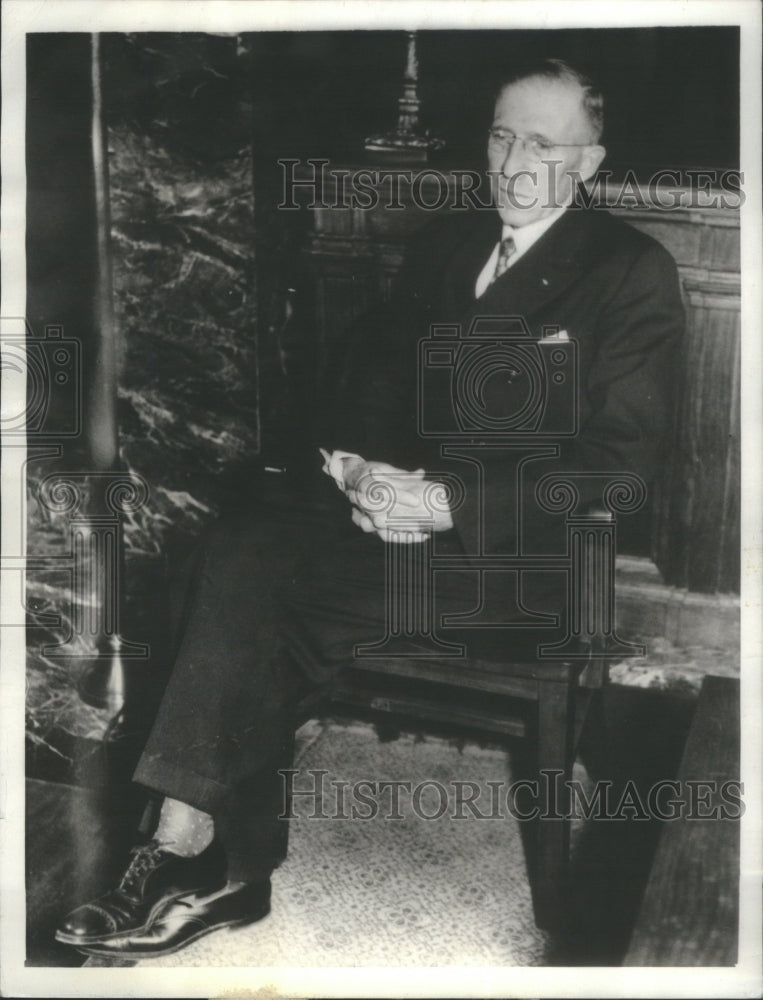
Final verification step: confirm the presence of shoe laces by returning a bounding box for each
[119,840,167,893]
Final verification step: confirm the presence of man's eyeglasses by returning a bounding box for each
[488,127,591,161]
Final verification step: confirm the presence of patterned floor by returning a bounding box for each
[134,718,554,968]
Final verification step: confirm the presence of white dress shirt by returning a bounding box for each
[474,207,567,298]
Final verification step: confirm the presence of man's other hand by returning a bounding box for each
[347,461,453,540]
[319,449,453,542]
[350,505,431,543]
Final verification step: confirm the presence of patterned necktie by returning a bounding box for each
[491,234,517,283]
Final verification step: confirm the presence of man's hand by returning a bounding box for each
[349,462,442,542]
[319,450,453,542]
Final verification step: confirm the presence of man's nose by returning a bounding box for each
[500,138,529,177]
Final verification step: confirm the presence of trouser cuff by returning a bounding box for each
[133,754,229,815]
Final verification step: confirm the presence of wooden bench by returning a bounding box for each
[624,674,740,965]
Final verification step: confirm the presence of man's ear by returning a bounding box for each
[577,144,606,182]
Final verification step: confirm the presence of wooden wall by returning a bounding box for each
[622,204,740,594]
[296,169,740,595]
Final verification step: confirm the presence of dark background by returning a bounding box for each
[247,27,740,173]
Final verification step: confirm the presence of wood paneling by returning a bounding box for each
[653,281,740,592]
[576,199,740,594]
[624,675,740,965]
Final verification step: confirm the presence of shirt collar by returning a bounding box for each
[501,206,567,256]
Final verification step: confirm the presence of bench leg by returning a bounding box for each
[534,676,574,930]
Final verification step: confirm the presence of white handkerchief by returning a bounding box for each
[319,448,362,490]
[541,329,570,342]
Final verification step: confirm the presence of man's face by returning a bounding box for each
[488,76,605,227]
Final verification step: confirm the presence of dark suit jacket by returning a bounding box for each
[326,206,684,564]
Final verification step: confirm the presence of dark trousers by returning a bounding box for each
[132,471,562,882]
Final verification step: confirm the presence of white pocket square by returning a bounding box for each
[541,329,570,342]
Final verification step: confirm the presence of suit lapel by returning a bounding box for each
[463,208,602,325]
[438,212,501,315]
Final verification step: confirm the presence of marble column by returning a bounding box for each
[105,33,260,556]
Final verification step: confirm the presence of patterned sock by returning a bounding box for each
[154,796,214,857]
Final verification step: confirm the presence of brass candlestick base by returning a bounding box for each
[364,130,445,164]
[364,31,444,163]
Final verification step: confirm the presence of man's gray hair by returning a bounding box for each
[496,58,604,142]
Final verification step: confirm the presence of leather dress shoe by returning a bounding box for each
[76,880,271,959]
[56,839,226,947]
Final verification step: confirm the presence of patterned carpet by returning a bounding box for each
[132,718,556,968]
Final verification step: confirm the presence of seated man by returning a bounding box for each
[56,58,684,958]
